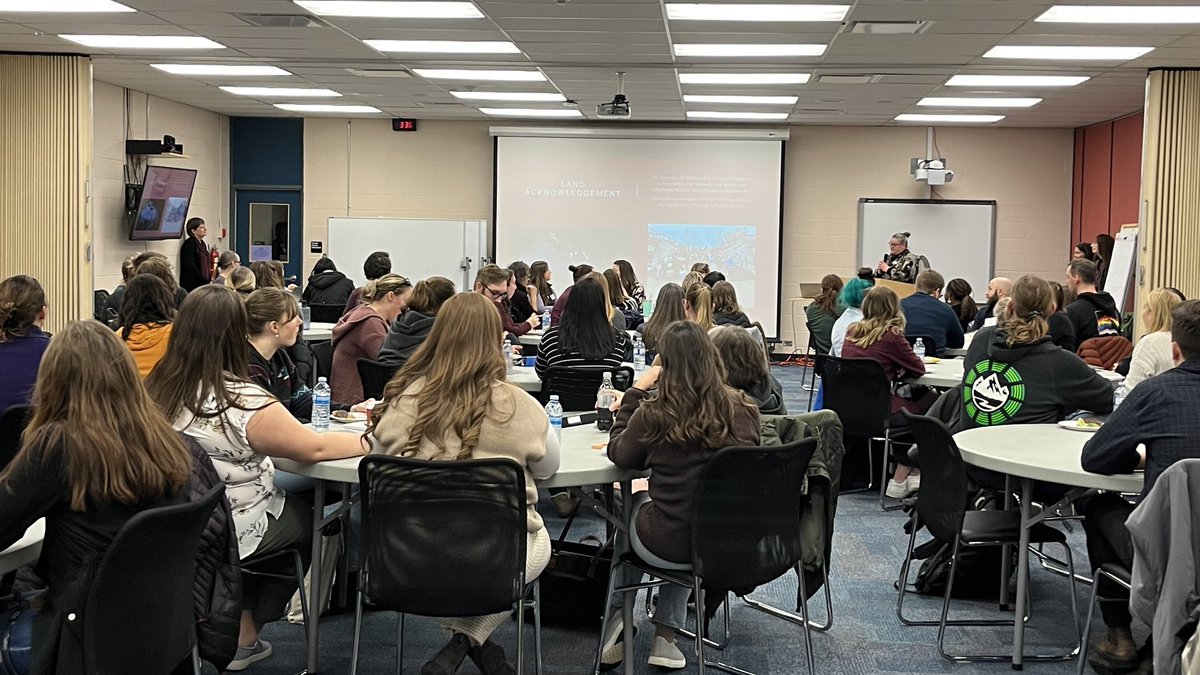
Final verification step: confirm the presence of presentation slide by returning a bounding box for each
[129,166,197,241]
[495,136,784,335]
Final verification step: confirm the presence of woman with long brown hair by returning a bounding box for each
[711,325,786,415]
[842,286,928,498]
[331,273,412,404]
[612,259,645,306]
[684,282,714,332]
[146,285,367,669]
[711,280,751,328]
[527,260,555,314]
[638,283,685,352]
[804,274,844,355]
[603,268,640,315]
[116,273,176,378]
[369,292,559,675]
[585,270,627,330]
[135,255,188,308]
[600,320,760,671]
[0,320,197,673]
[0,274,50,415]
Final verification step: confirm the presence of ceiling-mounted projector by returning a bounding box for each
[912,158,954,186]
[596,72,631,119]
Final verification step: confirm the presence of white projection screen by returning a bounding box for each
[494,134,785,335]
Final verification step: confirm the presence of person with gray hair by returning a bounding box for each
[213,250,241,286]
[874,231,921,284]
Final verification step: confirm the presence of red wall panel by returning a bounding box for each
[1079,123,1113,243]
[1109,113,1144,230]
[1072,128,1086,245]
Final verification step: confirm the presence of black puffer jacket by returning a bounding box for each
[302,261,355,308]
[182,435,242,671]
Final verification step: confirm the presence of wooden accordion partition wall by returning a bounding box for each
[0,54,93,332]
[1139,68,1200,303]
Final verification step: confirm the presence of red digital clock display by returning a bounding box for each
[392,118,418,132]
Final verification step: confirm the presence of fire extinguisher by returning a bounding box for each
[210,247,220,281]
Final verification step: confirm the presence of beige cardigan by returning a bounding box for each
[370,378,557,532]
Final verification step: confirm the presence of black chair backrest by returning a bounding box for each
[357,359,397,400]
[358,455,527,617]
[93,290,111,321]
[749,321,771,358]
[542,364,634,410]
[308,303,344,324]
[311,341,334,380]
[814,355,892,437]
[0,404,33,472]
[84,483,225,675]
[692,439,818,590]
[900,411,968,543]
[905,334,937,355]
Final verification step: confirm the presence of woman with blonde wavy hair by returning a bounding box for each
[1125,288,1185,389]
[843,286,929,498]
[368,292,560,675]
[684,282,714,332]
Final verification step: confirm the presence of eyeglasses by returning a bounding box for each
[484,286,507,299]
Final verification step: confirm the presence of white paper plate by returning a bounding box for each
[1058,420,1101,433]
[331,411,368,424]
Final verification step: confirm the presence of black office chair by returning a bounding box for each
[350,456,542,675]
[1077,563,1132,675]
[0,404,33,471]
[357,359,398,400]
[814,355,896,506]
[749,321,771,360]
[594,439,819,675]
[311,342,334,381]
[897,411,1080,663]
[905,334,937,357]
[83,484,225,675]
[308,303,345,324]
[93,290,111,322]
[541,365,634,411]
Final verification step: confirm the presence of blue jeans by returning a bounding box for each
[608,493,691,632]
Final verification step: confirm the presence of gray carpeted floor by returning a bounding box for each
[242,364,1136,674]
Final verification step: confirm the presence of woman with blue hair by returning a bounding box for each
[830,277,874,357]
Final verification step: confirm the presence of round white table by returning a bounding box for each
[517,330,544,348]
[0,519,45,575]
[276,423,645,673]
[915,358,964,388]
[943,331,976,358]
[508,364,641,394]
[953,424,1143,669]
[303,321,336,342]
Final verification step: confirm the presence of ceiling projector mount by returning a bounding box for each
[596,71,631,119]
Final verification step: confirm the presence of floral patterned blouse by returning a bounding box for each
[173,380,284,559]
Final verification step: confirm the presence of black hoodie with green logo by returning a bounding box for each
[961,326,1115,429]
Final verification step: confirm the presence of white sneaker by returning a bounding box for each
[906,473,921,492]
[885,479,912,499]
[599,615,624,669]
[647,635,686,670]
[226,639,272,671]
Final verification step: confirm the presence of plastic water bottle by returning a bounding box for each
[312,377,331,431]
[595,373,616,432]
[633,336,646,372]
[301,304,311,330]
[913,339,926,361]
[503,338,514,374]
[545,395,563,442]
[642,299,653,317]
[542,309,551,330]
[1113,383,1127,411]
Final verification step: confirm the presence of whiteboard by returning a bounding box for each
[327,218,487,291]
[858,199,996,302]
[1105,228,1138,313]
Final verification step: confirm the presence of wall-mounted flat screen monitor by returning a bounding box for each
[128,165,198,241]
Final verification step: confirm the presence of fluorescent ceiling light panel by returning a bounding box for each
[414,68,544,81]
[1037,5,1200,24]
[221,86,341,97]
[275,103,381,113]
[895,113,1004,123]
[687,111,789,120]
[450,91,565,102]
[293,1,483,18]
[679,72,810,84]
[153,64,291,76]
[479,108,583,117]
[683,94,798,105]
[365,39,518,54]
[918,97,1041,108]
[984,45,1153,61]
[60,34,224,49]
[674,43,826,57]
[0,0,133,11]
[666,3,849,21]
[946,74,1089,87]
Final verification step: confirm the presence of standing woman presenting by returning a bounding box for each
[874,231,920,284]
[179,217,212,292]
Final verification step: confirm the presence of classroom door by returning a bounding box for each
[234,189,303,284]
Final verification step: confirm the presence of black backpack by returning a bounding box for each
[904,493,1016,599]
